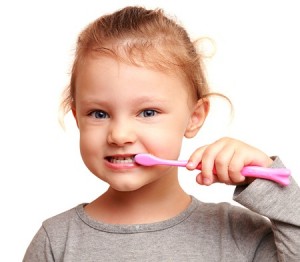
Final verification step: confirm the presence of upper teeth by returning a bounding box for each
[109,156,134,163]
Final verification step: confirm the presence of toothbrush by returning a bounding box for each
[134,153,290,186]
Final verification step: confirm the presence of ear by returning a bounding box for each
[184,98,210,138]
[72,108,79,127]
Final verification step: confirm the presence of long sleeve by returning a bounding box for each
[23,226,54,262]
[234,157,300,261]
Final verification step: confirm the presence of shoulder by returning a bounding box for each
[24,204,86,261]
[43,204,82,224]
[192,197,271,231]
[42,204,86,239]
[190,197,272,253]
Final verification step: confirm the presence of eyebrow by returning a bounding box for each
[131,95,168,104]
[80,95,168,105]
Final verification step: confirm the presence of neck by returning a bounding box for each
[85,174,191,224]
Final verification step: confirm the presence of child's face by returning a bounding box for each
[73,56,205,192]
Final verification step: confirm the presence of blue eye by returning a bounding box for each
[140,109,157,118]
[90,110,109,119]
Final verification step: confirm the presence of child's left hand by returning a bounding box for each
[186,137,274,186]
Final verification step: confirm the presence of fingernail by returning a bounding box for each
[186,162,195,168]
[203,178,211,185]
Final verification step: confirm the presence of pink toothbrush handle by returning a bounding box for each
[164,160,290,186]
[240,166,290,186]
[195,164,290,186]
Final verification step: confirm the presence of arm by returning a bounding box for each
[234,157,300,261]
[187,137,300,260]
[23,226,54,262]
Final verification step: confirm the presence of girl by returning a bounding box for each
[24,6,300,261]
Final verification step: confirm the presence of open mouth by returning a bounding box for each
[105,155,136,164]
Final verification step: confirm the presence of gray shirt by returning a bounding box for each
[23,158,300,261]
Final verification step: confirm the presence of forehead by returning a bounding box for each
[76,55,188,93]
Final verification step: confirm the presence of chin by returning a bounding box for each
[109,181,147,193]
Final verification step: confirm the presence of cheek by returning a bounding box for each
[79,128,104,157]
[78,129,106,177]
[151,139,183,160]
[141,121,187,160]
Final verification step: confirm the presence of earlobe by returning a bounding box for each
[185,98,210,138]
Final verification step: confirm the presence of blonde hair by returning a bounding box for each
[61,6,211,116]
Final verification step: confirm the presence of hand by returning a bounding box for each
[186,137,273,186]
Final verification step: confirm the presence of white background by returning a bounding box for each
[1,1,299,260]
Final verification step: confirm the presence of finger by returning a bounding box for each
[213,144,235,184]
[200,142,226,185]
[227,152,247,184]
[196,173,219,185]
[186,145,208,170]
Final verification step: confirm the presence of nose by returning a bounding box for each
[107,119,137,146]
